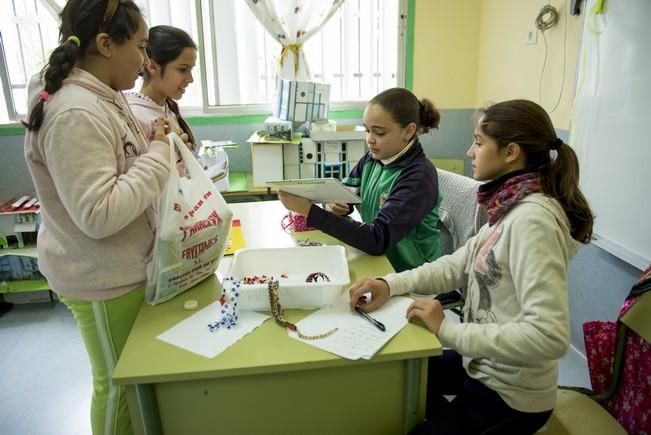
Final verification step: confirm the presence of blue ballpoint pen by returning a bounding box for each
[354,305,386,332]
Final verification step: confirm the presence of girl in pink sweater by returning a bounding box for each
[23,1,175,434]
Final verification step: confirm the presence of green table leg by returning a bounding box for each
[403,358,428,434]
[126,384,163,435]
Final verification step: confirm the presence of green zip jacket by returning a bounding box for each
[307,140,440,272]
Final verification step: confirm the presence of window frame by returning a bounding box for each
[0,0,413,125]
[0,31,18,122]
[193,0,409,116]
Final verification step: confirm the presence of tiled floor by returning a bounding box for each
[0,302,591,435]
[0,302,91,435]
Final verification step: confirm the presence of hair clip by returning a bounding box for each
[66,35,80,47]
[38,91,50,102]
[550,138,563,150]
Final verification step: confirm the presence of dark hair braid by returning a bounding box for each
[23,0,142,131]
[23,39,80,131]
[166,98,196,149]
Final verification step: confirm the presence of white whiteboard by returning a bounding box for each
[570,0,650,270]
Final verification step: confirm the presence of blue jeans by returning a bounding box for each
[409,350,552,435]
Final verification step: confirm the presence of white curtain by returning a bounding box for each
[245,0,346,80]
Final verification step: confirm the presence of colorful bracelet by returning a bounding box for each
[207,277,240,332]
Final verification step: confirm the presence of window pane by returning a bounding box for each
[0,69,9,123]
[0,0,61,119]
[303,0,399,102]
[202,0,279,106]
[1,0,402,118]
[202,0,400,108]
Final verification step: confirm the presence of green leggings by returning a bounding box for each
[60,284,145,435]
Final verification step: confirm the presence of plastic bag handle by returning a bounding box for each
[167,132,207,179]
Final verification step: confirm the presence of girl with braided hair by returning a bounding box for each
[126,25,197,153]
[23,1,185,433]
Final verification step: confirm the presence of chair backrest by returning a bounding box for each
[436,168,487,256]
[620,287,651,343]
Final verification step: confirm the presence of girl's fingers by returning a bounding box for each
[349,281,370,310]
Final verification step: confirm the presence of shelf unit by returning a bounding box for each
[0,245,52,300]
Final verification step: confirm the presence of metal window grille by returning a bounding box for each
[0,0,405,122]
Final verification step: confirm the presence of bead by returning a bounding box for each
[183,299,199,311]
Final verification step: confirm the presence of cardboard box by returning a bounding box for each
[273,80,330,123]
[227,246,350,310]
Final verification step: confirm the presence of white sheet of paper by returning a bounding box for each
[289,295,413,360]
[157,301,270,358]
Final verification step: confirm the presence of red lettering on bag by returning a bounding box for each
[181,236,219,260]
[184,198,207,220]
[179,210,224,241]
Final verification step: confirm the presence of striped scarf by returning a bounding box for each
[477,171,541,225]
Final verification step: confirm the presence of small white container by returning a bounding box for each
[226,246,350,311]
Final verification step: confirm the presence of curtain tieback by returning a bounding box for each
[279,43,302,76]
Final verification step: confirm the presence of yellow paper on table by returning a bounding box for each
[224,219,245,255]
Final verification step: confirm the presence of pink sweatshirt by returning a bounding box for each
[125,91,181,140]
[24,68,171,301]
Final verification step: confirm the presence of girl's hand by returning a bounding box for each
[326,202,350,216]
[406,298,445,335]
[277,191,312,216]
[151,117,171,143]
[348,278,390,312]
[178,132,194,153]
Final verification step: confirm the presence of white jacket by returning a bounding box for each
[384,193,579,412]
[24,68,170,300]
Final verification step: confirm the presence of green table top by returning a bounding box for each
[113,201,441,385]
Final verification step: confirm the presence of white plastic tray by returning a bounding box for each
[226,246,350,310]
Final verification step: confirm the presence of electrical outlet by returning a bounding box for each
[525,28,538,45]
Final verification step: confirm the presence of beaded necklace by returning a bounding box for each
[267,279,338,340]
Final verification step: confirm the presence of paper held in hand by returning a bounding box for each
[266,178,361,204]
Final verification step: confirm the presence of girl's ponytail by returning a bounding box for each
[418,98,441,134]
[539,141,594,243]
[369,88,440,136]
[22,0,142,132]
[478,99,594,243]
[23,38,80,131]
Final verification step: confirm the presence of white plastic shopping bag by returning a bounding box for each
[146,133,233,305]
